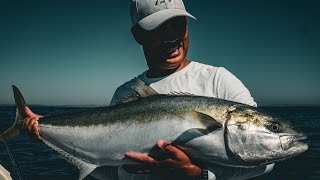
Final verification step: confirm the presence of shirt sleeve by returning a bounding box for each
[213,67,257,107]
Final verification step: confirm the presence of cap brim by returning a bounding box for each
[138,9,196,31]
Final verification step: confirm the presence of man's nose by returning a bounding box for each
[161,25,183,43]
[162,38,181,49]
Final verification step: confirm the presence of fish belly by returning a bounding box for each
[39,116,204,166]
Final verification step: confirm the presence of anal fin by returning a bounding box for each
[41,137,98,180]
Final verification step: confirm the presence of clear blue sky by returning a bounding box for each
[0,0,319,106]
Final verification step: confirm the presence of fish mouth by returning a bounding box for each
[295,135,308,142]
[280,134,308,151]
[258,135,308,166]
[255,135,308,165]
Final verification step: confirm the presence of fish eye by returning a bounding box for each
[272,124,279,131]
[266,122,282,133]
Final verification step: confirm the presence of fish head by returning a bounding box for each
[225,106,308,166]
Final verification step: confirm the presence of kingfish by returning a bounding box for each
[0,80,308,179]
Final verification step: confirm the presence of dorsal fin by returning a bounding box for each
[117,93,140,104]
[131,79,158,97]
[168,91,195,96]
[116,79,158,105]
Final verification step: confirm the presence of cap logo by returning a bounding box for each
[130,0,195,30]
[155,0,172,6]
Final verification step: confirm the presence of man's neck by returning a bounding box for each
[146,59,190,78]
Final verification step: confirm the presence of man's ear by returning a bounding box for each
[131,25,144,45]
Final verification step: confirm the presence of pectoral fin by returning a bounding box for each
[172,112,222,145]
[192,111,223,131]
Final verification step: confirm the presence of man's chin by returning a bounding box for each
[159,61,184,71]
[162,55,184,66]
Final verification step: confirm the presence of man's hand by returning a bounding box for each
[123,140,202,177]
[22,106,44,140]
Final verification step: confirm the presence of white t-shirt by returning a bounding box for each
[111,61,256,107]
[102,61,273,180]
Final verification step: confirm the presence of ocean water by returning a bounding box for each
[0,105,319,180]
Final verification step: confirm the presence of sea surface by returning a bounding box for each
[0,105,319,180]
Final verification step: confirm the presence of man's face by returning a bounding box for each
[138,17,189,72]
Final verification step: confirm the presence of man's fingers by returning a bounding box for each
[22,118,28,130]
[22,117,32,130]
[22,117,41,140]
[156,140,171,151]
[22,117,27,129]
[158,158,176,167]
[31,121,41,140]
[163,144,188,160]
[175,144,189,151]
[26,117,38,132]
[23,117,38,130]
[20,107,43,141]
[125,153,158,165]
[26,118,34,132]
[156,140,187,160]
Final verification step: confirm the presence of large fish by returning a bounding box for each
[0,81,308,179]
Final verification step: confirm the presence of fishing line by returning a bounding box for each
[2,135,23,180]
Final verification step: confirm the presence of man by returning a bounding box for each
[23,0,274,179]
[109,0,275,179]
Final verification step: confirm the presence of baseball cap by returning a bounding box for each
[130,0,196,30]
